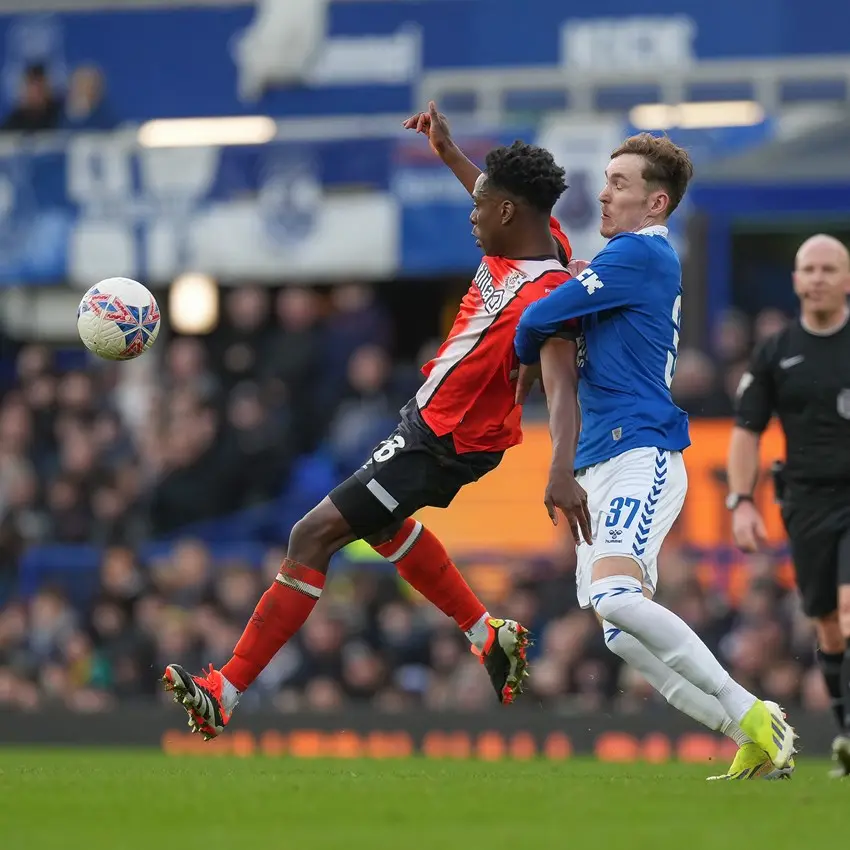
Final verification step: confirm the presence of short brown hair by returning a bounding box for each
[610,133,694,216]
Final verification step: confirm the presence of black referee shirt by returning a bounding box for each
[735,317,850,485]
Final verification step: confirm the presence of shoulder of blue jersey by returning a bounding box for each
[605,231,655,251]
[602,230,680,279]
[593,231,651,262]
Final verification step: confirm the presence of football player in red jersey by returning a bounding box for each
[162,124,590,741]
[403,101,592,536]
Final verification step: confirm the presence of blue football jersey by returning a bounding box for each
[515,225,690,470]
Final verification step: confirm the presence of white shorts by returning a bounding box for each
[575,446,687,608]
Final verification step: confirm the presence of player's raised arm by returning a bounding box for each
[514,235,648,365]
[539,336,591,544]
[402,100,482,196]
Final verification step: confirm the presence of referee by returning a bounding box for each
[727,233,850,777]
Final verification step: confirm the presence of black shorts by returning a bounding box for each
[329,400,504,539]
[781,484,850,618]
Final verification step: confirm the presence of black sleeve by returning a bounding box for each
[734,336,778,433]
[552,318,581,342]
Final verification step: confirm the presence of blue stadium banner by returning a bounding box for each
[0,141,72,285]
[0,2,848,123]
[0,135,399,286]
[0,119,782,285]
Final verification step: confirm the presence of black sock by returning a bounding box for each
[818,648,847,731]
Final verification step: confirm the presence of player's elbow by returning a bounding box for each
[515,309,548,362]
[730,425,761,449]
[514,321,538,365]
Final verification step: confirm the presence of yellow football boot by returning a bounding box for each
[706,742,794,781]
[738,699,796,769]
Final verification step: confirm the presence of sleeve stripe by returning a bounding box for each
[416,309,501,411]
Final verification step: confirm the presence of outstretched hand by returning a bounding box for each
[402,100,454,159]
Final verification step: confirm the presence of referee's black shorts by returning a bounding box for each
[781,483,850,618]
[329,400,504,539]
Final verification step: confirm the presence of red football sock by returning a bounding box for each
[221,559,325,693]
[373,518,486,632]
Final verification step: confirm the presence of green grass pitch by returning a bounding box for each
[0,751,843,849]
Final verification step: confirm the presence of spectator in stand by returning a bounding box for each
[322,284,393,406]
[221,381,292,507]
[325,344,400,475]
[713,308,751,366]
[162,337,220,406]
[1,64,62,132]
[207,287,271,394]
[753,307,788,345]
[148,402,229,535]
[670,348,733,417]
[262,287,327,454]
[62,65,117,131]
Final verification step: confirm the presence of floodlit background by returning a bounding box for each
[0,0,848,729]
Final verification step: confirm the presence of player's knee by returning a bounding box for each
[814,611,845,653]
[363,520,404,549]
[287,513,330,565]
[288,498,354,565]
[589,575,644,624]
[590,555,644,586]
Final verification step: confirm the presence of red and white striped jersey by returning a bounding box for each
[417,220,575,454]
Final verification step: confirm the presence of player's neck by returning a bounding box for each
[635,215,667,233]
[801,304,850,335]
[497,224,558,260]
[506,235,558,260]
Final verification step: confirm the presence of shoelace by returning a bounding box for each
[189,665,222,718]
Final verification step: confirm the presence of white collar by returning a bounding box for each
[635,225,669,237]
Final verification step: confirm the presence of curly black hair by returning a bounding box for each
[484,141,567,214]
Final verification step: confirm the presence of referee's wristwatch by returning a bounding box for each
[725,493,754,511]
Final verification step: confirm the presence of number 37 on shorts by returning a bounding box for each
[574,447,688,607]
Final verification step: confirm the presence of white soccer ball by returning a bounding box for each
[77,277,161,361]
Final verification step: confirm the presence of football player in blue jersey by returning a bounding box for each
[514,133,797,780]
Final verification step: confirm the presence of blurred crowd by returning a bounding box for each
[0,288,825,716]
[0,284,423,550]
[0,538,827,716]
[670,306,789,418]
[1,62,116,132]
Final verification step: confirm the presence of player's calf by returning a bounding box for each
[369,517,489,644]
[368,517,532,704]
[161,499,358,738]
